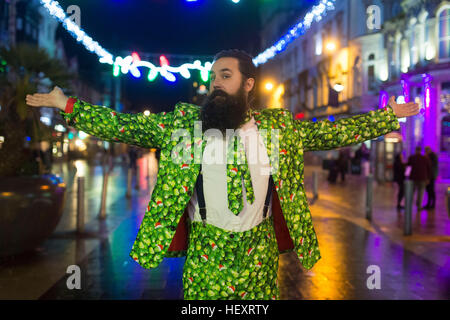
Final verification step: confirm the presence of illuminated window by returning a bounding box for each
[438,7,450,60]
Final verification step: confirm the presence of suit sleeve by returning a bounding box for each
[294,105,400,152]
[59,97,174,150]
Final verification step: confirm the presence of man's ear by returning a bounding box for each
[244,78,255,94]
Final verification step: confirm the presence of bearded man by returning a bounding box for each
[26,49,419,300]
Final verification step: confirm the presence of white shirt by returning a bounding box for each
[187,117,273,232]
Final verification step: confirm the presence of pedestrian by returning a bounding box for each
[26,49,420,300]
[424,146,438,209]
[336,149,349,182]
[393,153,406,209]
[407,146,432,209]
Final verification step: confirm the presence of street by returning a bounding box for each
[1,154,448,300]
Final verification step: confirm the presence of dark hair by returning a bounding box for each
[213,49,257,106]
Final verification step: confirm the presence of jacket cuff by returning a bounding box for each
[65,97,77,113]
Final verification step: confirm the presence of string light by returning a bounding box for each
[41,0,335,84]
[39,0,114,65]
[113,53,212,83]
[253,0,336,67]
[40,0,213,83]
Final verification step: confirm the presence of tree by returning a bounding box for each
[0,44,73,176]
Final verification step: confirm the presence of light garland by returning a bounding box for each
[40,0,336,84]
[113,53,212,83]
[39,0,114,65]
[253,0,336,67]
[39,0,212,83]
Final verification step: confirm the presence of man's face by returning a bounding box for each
[209,57,249,97]
[200,57,255,134]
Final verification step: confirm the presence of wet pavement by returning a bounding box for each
[1,155,449,300]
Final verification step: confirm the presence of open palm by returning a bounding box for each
[388,96,419,118]
[26,86,68,111]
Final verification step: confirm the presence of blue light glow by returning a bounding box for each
[253,0,336,66]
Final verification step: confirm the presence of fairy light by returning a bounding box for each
[39,0,114,65]
[253,0,336,66]
[39,0,213,83]
[41,0,335,82]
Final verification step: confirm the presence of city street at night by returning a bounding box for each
[1,0,450,305]
[1,155,448,300]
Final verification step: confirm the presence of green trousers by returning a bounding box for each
[182,215,280,300]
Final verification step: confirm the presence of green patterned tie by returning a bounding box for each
[226,109,255,215]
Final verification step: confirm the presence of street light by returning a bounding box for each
[333,83,344,92]
[325,40,337,53]
[264,81,274,92]
[143,110,151,116]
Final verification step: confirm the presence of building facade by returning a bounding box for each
[258,0,450,180]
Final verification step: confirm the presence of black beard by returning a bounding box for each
[200,86,248,135]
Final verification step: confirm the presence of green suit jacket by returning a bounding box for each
[61,98,400,270]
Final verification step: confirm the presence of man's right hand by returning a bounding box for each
[26,86,69,111]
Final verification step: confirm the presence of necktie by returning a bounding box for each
[226,109,255,215]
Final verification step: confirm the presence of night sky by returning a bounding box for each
[56,0,265,113]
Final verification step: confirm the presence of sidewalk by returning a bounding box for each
[273,165,450,300]
[0,152,160,299]
[302,165,450,269]
[1,159,449,299]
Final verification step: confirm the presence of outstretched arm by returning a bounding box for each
[295,96,419,152]
[26,87,174,150]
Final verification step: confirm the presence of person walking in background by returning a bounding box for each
[336,149,349,182]
[408,146,432,210]
[393,153,406,210]
[352,143,370,176]
[424,146,438,209]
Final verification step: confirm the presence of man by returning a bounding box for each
[424,146,438,209]
[26,49,419,300]
[408,146,432,209]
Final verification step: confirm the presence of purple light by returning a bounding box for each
[379,91,389,108]
[401,78,410,103]
[422,74,432,109]
[425,87,431,108]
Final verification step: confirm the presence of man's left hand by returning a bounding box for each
[388,96,420,118]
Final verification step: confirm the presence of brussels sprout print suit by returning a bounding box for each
[60,97,401,300]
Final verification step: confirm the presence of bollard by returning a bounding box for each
[366,174,373,221]
[447,187,450,215]
[404,180,413,236]
[312,171,319,203]
[126,168,132,198]
[135,164,140,190]
[76,176,85,233]
[98,166,109,220]
[147,153,150,181]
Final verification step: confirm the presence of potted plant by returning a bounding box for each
[0,44,72,257]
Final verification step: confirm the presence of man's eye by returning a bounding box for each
[223,75,230,79]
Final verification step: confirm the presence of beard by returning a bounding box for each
[200,85,248,134]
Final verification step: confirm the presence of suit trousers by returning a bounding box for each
[182,215,280,300]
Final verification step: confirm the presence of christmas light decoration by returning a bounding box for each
[113,53,212,83]
[253,0,336,66]
[40,0,213,84]
[40,0,335,84]
[39,0,114,65]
